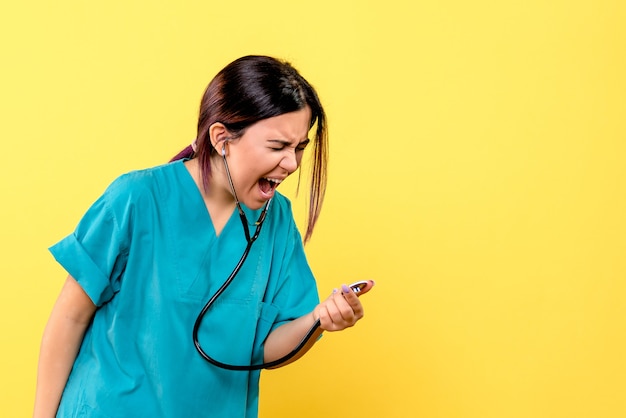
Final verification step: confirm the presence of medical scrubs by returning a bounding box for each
[49,160,319,418]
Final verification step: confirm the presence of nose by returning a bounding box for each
[280,150,299,174]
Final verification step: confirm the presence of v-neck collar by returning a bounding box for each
[175,159,265,240]
[174,159,237,239]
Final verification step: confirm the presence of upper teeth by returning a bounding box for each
[266,178,282,184]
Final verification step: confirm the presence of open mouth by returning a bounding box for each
[258,177,282,197]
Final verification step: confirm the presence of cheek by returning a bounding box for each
[238,150,274,178]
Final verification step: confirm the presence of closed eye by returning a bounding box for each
[296,139,310,151]
[268,138,310,151]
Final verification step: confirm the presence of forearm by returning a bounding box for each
[263,284,368,369]
[263,312,323,368]
[34,315,88,417]
[34,276,95,418]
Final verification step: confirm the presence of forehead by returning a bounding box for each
[247,107,312,141]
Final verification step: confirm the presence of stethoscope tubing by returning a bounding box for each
[191,147,372,371]
[192,147,318,370]
[191,210,325,371]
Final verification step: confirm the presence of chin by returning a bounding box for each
[243,199,268,211]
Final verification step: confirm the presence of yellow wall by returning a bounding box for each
[2,0,625,417]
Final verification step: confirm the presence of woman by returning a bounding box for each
[34,55,369,417]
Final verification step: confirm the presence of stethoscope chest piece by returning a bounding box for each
[349,280,375,296]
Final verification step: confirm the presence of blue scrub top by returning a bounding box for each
[49,160,319,418]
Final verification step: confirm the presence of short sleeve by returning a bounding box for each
[49,180,130,306]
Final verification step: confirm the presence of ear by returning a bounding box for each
[208,123,229,154]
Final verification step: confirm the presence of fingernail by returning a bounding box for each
[332,288,338,294]
[341,284,351,294]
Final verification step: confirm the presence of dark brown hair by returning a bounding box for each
[172,55,328,242]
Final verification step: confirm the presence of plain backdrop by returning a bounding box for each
[1,0,625,417]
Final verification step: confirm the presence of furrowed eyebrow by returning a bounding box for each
[268,138,310,147]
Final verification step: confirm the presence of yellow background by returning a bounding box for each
[2,0,625,417]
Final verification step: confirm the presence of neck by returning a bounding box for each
[184,157,236,214]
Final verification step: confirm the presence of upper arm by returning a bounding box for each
[53,275,97,325]
[49,176,135,306]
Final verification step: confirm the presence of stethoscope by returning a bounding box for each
[192,144,373,371]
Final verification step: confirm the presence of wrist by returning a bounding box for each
[310,309,319,324]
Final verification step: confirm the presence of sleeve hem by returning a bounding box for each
[49,234,115,306]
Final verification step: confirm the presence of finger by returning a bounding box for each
[318,286,365,331]
[316,295,348,331]
[317,303,343,331]
[325,289,360,327]
[340,285,364,318]
[316,291,340,327]
[327,291,352,324]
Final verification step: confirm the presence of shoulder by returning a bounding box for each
[100,161,182,213]
[267,192,294,220]
[107,162,176,192]
[105,161,180,198]
[264,191,307,244]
